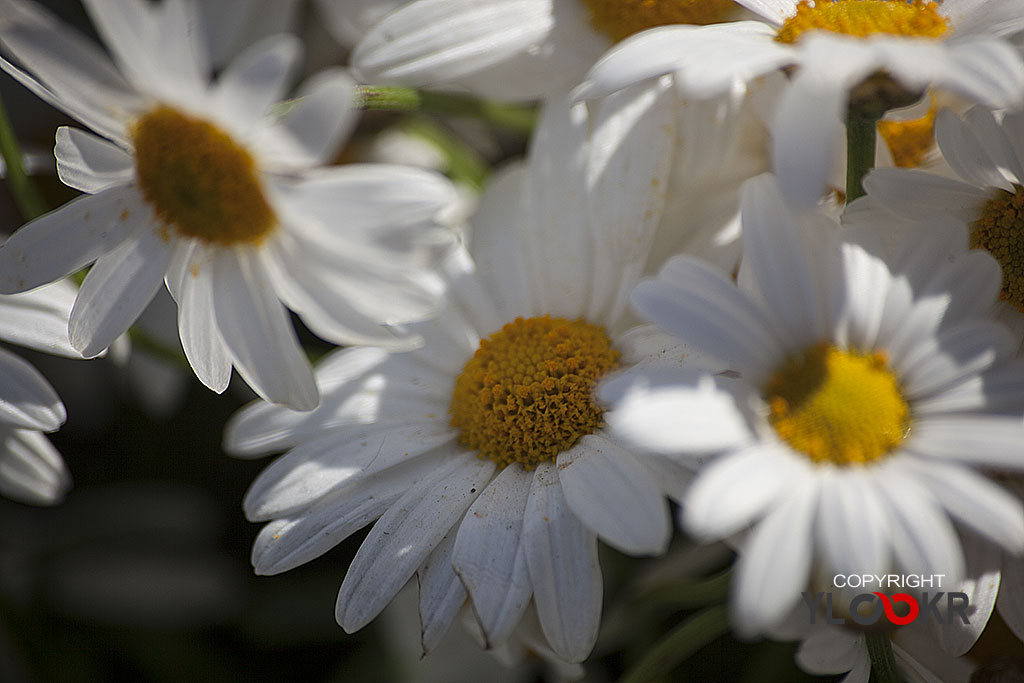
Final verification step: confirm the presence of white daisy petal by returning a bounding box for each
[54,126,133,194]
[250,455,443,576]
[163,236,194,303]
[273,165,457,265]
[883,251,1002,369]
[0,346,64,431]
[351,0,553,88]
[642,455,694,503]
[733,479,818,637]
[585,77,675,324]
[575,22,790,101]
[0,185,147,294]
[79,0,166,93]
[816,468,890,578]
[874,466,965,581]
[937,38,1024,111]
[225,349,450,457]
[417,530,466,656]
[632,256,784,374]
[258,68,355,170]
[862,169,990,223]
[522,93,591,319]
[152,0,209,96]
[172,245,232,394]
[772,38,878,206]
[0,281,78,357]
[886,218,969,293]
[468,163,532,323]
[899,319,1016,401]
[683,445,805,541]
[243,422,455,521]
[212,33,301,135]
[796,627,864,675]
[0,427,70,505]
[740,174,824,344]
[452,463,533,648]
[557,434,670,556]
[601,366,755,455]
[997,553,1024,642]
[946,0,1024,36]
[934,533,1001,656]
[913,360,1024,416]
[935,107,1015,191]
[839,235,893,351]
[202,0,302,67]
[259,233,427,349]
[615,323,712,369]
[922,250,1002,329]
[0,0,143,142]
[962,105,1024,183]
[907,415,1024,471]
[70,226,174,358]
[1003,110,1024,176]
[733,0,791,24]
[314,0,400,47]
[210,248,318,411]
[898,458,1024,553]
[336,454,494,633]
[523,462,602,663]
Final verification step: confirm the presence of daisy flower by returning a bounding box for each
[346,0,749,100]
[0,281,79,505]
[0,0,459,410]
[780,617,976,683]
[601,173,1024,635]
[574,0,1024,205]
[223,95,700,663]
[864,105,1024,343]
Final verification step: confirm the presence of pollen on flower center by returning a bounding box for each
[581,0,738,42]
[775,1,950,44]
[450,315,619,469]
[765,343,909,465]
[877,94,937,168]
[131,105,275,246]
[971,184,1024,311]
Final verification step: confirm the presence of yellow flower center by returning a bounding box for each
[131,105,275,246]
[877,95,937,168]
[581,0,739,42]
[450,315,619,469]
[971,184,1024,312]
[775,1,950,44]
[765,343,909,465]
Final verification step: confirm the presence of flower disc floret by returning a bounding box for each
[582,0,738,42]
[132,106,275,246]
[775,0,950,44]
[765,343,909,465]
[450,315,619,469]
[971,184,1024,311]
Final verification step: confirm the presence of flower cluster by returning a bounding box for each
[1,0,1023,681]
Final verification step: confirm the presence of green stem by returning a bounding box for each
[358,86,536,133]
[865,632,901,683]
[401,117,489,189]
[639,569,733,611]
[0,91,49,221]
[845,113,879,204]
[618,604,731,683]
